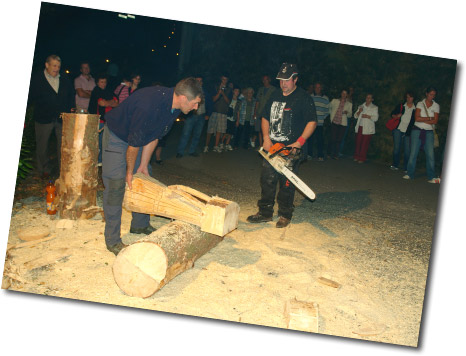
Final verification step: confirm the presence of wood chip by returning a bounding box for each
[317,277,341,288]
[7,235,55,251]
[17,226,50,242]
[56,219,75,229]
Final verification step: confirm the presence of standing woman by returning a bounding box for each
[353,93,379,163]
[390,92,416,171]
[404,87,440,183]
[329,89,352,159]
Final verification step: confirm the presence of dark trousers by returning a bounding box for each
[234,124,252,148]
[35,120,62,175]
[257,157,301,220]
[329,123,346,158]
[353,126,372,162]
[102,127,152,247]
[307,125,324,158]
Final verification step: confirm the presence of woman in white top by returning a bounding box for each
[404,87,440,183]
[329,89,352,159]
[390,92,416,171]
[353,93,379,163]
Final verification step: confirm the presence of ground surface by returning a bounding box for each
[3,123,440,347]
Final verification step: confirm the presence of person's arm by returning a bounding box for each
[125,146,140,189]
[415,107,439,125]
[262,118,272,151]
[137,139,159,175]
[287,121,317,150]
[76,87,92,99]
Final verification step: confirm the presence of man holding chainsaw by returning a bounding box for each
[247,63,317,228]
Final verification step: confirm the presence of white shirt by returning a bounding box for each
[398,103,416,133]
[415,99,440,131]
[354,102,379,135]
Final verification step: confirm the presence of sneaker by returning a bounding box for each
[390,165,399,171]
[106,242,127,256]
[250,141,256,148]
[247,212,273,223]
[402,175,411,180]
[203,146,209,153]
[129,225,157,235]
[225,144,233,151]
[97,162,102,167]
[427,178,441,184]
[213,146,222,153]
[219,143,224,150]
[276,216,291,228]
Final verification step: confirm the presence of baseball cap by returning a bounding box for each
[276,63,299,80]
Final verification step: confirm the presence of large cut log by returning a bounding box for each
[113,220,222,298]
[56,113,101,219]
[123,173,239,236]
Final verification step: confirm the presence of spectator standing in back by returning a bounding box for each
[353,93,378,163]
[329,89,352,160]
[74,61,95,112]
[235,88,256,149]
[253,75,277,148]
[309,82,329,161]
[28,54,75,178]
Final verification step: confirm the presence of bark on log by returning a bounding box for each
[123,173,240,236]
[113,220,223,298]
[56,113,100,219]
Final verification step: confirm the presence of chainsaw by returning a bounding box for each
[259,143,316,200]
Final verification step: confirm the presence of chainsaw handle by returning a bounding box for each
[269,145,301,159]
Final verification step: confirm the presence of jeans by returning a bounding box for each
[392,129,411,170]
[307,125,324,158]
[102,127,153,246]
[98,122,104,163]
[406,128,435,180]
[257,157,301,220]
[177,114,205,155]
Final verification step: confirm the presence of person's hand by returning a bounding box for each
[126,172,133,190]
[136,165,149,176]
[263,136,272,151]
[235,121,239,127]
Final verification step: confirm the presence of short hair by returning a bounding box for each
[46,55,61,63]
[80,61,90,68]
[96,73,108,82]
[405,91,415,99]
[245,87,254,95]
[426,86,438,94]
[175,77,203,101]
[130,73,141,80]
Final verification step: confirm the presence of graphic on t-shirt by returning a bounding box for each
[270,101,291,141]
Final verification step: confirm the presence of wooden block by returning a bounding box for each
[284,299,319,333]
[317,277,341,289]
[17,226,50,242]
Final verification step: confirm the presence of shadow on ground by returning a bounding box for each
[293,190,372,237]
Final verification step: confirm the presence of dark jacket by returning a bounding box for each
[391,102,416,136]
[28,70,75,124]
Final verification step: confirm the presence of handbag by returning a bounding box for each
[422,101,440,148]
[386,104,402,131]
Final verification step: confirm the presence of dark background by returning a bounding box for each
[29,2,457,164]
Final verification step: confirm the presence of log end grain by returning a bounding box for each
[112,241,168,298]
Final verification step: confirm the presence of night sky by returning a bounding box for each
[32,2,181,85]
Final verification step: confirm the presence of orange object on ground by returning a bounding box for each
[46,181,57,215]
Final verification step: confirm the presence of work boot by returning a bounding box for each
[130,225,157,235]
[276,216,291,228]
[247,212,272,223]
[106,242,127,256]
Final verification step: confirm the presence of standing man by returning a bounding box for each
[28,54,75,179]
[204,75,231,153]
[253,75,277,148]
[74,61,96,112]
[102,78,202,255]
[309,82,329,161]
[247,63,317,228]
[176,76,212,157]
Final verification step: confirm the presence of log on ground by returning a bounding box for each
[112,220,223,298]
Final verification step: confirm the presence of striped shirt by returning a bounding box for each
[311,94,329,126]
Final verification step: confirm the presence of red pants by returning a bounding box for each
[353,126,372,162]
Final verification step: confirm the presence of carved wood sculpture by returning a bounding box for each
[123,173,240,237]
[112,220,223,298]
[56,113,101,219]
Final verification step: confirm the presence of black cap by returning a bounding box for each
[276,63,299,80]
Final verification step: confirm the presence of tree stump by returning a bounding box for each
[112,220,223,298]
[56,113,101,219]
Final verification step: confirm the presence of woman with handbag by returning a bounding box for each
[390,92,416,171]
[353,93,379,163]
[403,87,441,183]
